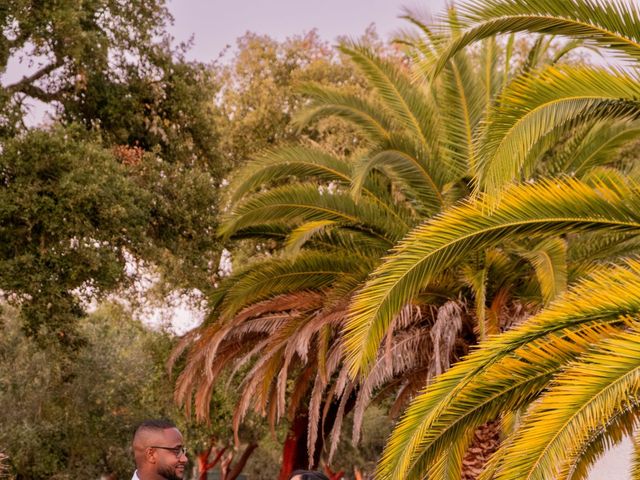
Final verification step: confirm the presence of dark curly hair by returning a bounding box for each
[288,470,330,480]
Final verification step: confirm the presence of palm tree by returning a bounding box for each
[339,1,640,478]
[172,8,601,477]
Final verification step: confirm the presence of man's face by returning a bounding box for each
[152,428,187,480]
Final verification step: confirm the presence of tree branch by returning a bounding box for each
[6,60,64,100]
[227,443,258,480]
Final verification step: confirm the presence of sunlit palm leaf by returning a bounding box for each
[490,327,640,480]
[345,177,640,376]
[517,237,567,305]
[377,260,640,479]
[555,403,637,480]
[430,0,640,78]
[476,66,640,195]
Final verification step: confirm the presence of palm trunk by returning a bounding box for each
[461,420,501,480]
[278,411,310,480]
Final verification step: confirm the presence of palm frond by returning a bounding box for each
[345,176,640,376]
[476,66,640,194]
[437,46,485,177]
[560,405,638,480]
[293,82,397,143]
[517,237,567,305]
[220,182,406,242]
[220,250,373,320]
[555,119,640,177]
[340,43,442,160]
[490,327,640,480]
[376,259,640,480]
[431,0,640,78]
[351,139,447,215]
[226,146,353,205]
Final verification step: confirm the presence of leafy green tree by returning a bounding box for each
[0,125,220,344]
[0,302,233,479]
[1,1,169,133]
[1,1,224,339]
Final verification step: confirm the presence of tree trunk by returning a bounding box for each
[226,443,258,480]
[461,420,501,480]
[278,411,310,480]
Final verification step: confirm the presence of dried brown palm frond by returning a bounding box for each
[0,453,8,480]
[172,291,326,421]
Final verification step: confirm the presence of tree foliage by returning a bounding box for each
[0,125,220,343]
[0,303,232,479]
[363,1,640,478]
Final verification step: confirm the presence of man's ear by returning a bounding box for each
[145,447,157,464]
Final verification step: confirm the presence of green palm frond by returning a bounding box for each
[476,65,640,194]
[220,182,406,243]
[293,82,397,143]
[461,259,491,340]
[284,220,337,254]
[480,36,501,110]
[517,237,567,305]
[219,250,373,320]
[430,0,640,78]
[437,46,485,177]
[553,119,640,177]
[226,146,353,204]
[345,176,640,376]
[490,327,640,480]
[351,138,447,215]
[287,223,393,258]
[340,44,442,160]
[428,429,475,480]
[376,259,640,480]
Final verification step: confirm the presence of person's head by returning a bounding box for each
[288,470,330,480]
[132,419,187,480]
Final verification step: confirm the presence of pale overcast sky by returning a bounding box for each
[167,0,447,61]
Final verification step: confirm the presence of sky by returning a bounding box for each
[167,0,447,62]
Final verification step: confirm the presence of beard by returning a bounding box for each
[157,464,185,480]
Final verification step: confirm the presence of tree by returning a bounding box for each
[171,11,592,478]
[0,302,233,479]
[0,125,220,344]
[1,1,225,340]
[1,1,176,136]
[339,1,640,478]
[374,178,640,480]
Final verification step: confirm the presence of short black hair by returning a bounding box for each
[134,419,177,438]
[288,470,329,480]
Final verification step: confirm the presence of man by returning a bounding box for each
[132,419,188,480]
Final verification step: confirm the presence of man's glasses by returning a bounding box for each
[150,446,188,457]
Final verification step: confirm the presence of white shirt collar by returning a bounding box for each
[132,470,141,480]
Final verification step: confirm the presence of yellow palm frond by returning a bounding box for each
[376,259,640,480]
[345,177,640,377]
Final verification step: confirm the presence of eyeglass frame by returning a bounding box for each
[149,446,188,458]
